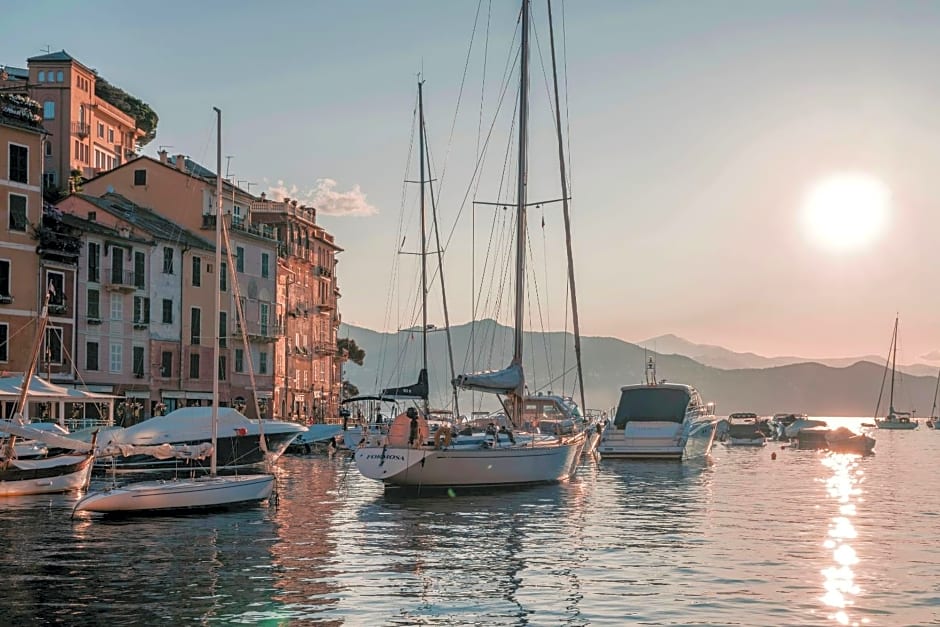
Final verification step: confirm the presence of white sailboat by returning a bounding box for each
[874,316,918,430]
[355,1,585,489]
[74,108,275,514]
[926,367,939,429]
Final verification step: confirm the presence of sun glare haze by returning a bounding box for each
[802,174,890,252]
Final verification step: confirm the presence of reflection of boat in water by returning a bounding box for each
[796,426,875,455]
[717,412,772,447]
[598,358,716,460]
[875,316,918,430]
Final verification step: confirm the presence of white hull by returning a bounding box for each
[599,419,716,460]
[875,419,918,430]
[74,474,275,513]
[0,454,93,497]
[354,435,584,488]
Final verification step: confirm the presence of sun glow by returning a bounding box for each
[802,174,890,251]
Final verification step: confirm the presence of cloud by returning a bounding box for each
[922,350,940,361]
[264,178,378,217]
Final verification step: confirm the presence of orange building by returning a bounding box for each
[1,51,146,195]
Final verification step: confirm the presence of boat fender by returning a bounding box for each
[771,452,777,460]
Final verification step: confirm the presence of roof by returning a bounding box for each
[167,155,216,179]
[26,50,95,75]
[71,192,215,251]
[59,212,149,244]
[0,65,28,80]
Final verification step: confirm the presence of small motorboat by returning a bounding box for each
[718,412,773,447]
[795,426,875,455]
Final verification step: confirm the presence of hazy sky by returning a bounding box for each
[5,1,940,363]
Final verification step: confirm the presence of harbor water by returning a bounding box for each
[1,421,937,625]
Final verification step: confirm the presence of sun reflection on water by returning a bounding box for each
[820,453,869,626]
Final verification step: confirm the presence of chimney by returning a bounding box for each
[174,154,186,172]
[158,149,168,164]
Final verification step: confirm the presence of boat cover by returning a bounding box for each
[454,364,523,395]
[381,369,429,399]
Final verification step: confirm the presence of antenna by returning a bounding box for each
[237,179,255,194]
[225,155,234,179]
[40,45,51,54]
[158,145,173,152]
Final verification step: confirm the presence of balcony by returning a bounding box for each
[72,122,90,138]
[105,270,138,292]
[314,265,333,279]
[48,298,68,315]
[313,342,335,356]
[232,321,282,343]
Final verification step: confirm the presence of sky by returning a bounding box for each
[5,1,940,363]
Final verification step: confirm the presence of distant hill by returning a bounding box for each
[339,321,937,417]
[637,333,938,377]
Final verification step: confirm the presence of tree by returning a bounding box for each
[342,380,359,399]
[337,338,365,366]
[94,77,159,148]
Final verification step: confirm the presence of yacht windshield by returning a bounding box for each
[614,388,691,427]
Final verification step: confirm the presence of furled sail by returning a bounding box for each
[97,442,213,461]
[0,420,92,453]
[453,363,523,395]
[381,368,429,399]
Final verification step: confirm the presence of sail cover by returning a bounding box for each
[0,420,92,453]
[454,364,523,395]
[381,369,429,399]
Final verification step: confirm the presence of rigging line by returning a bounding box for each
[476,0,492,165]
[525,225,553,387]
[539,204,552,369]
[534,363,579,394]
[435,0,484,201]
[873,321,894,419]
[561,0,573,196]
[441,22,522,256]
[531,8,560,125]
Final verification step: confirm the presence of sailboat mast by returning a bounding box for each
[889,316,898,413]
[932,367,940,417]
[546,0,585,413]
[510,0,530,421]
[418,80,430,416]
[211,107,223,477]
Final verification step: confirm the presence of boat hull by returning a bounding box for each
[94,432,298,473]
[74,474,275,513]
[354,436,583,488]
[0,454,94,496]
[874,419,918,430]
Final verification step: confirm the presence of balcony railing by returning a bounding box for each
[106,270,138,292]
[232,321,283,343]
[313,342,335,356]
[49,299,68,315]
[72,122,90,138]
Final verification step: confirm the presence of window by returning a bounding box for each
[219,355,227,381]
[236,247,244,272]
[191,257,201,287]
[190,308,201,345]
[44,327,63,364]
[110,293,123,321]
[234,348,244,373]
[87,288,100,318]
[110,247,125,283]
[161,351,173,378]
[8,195,27,231]
[110,343,122,373]
[47,271,65,310]
[259,351,268,375]
[260,302,269,336]
[0,323,7,362]
[133,296,150,324]
[134,251,145,288]
[261,253,270,278]
[87,242,100,282]
[43,101,55,120]
[108,128,114,143]
[219,311,227,348]
[8,145,28,184]
[162,247,174,274]
[133,169,147,186]
[38,71,45,82]
[220,261,227,292]
[44,141,52,157]
[86,342,99,371]
[74,140,80,161]
[0,260,10,298]
[43,171,56,189]
[97,122,104,138]
[133,346,145,377]
[189,353,200,379]
[161,298,173,324]
[56,70,63,82]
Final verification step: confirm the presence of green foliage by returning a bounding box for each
[342,380,360,399]
[94,77,159,147]
[337,338,365,366]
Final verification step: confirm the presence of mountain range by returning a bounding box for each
[339,320,939,417]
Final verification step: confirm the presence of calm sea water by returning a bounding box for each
[1,420,937,626]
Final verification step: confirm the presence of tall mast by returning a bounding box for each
[418,80,429,416]
[211,106,222,477]
[547,0,585,413]
[889,315,898,413]
[510,0,530,422]
[931,367,940,418]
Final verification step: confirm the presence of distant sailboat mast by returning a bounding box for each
[888,315,898,416]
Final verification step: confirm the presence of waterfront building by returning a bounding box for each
[0,51,147,196]
[0,90,52,377]
[57,192,216,423]
[250,195,343,422]
[82,153,279,418]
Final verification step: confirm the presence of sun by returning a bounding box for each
[802,174,890,251]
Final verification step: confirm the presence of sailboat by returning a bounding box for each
[354,0,586,489]
[874,316,918,430]
[0,287,99,496]
[74,108,276,513]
